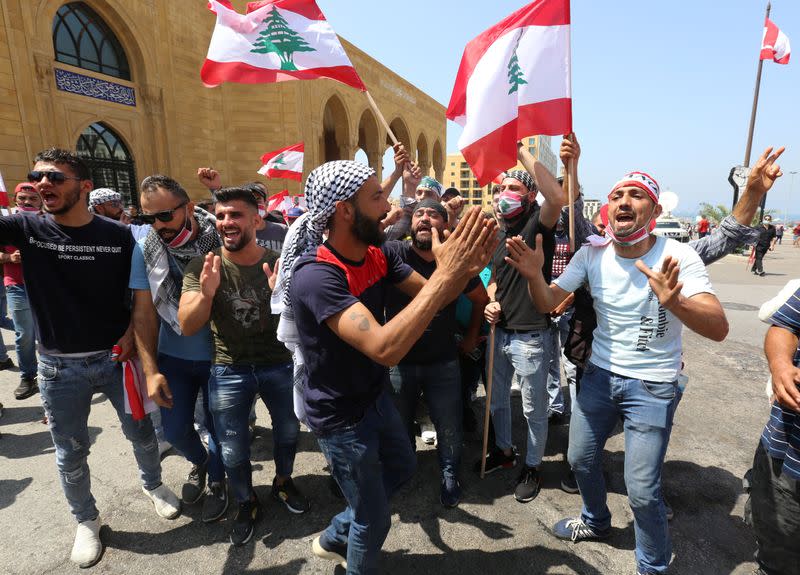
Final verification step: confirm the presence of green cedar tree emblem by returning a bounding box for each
[272,153,286,166]
[507,33,527,95]
[250,6,315,71]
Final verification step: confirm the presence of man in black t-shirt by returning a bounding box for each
[281,161,497,574]
[482,143,565,504]
[384,199,488,508]
[753,215,777,276]
[0,149,180,568]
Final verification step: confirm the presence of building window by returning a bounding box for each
[529,146,536,156]
[450,162,455,167]
[528,137,535,145]
[53,2,131,80]
[76,122,138,207]
[460,162,468,169]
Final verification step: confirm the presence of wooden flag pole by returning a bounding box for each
[480,324,497,479]
[568,156,576,253]
[365,90,399,146]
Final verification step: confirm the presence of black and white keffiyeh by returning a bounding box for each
[505,169,536,192]
[141,206,220,334]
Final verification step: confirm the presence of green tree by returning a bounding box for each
[250,6,315,71]
[698,202,775,226]
[507,34,527,95]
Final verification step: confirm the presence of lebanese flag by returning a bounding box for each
[447,0,571,186]
[122,359,157,421]
[0,170,9,208]
[258,142,304,181]
[761,18,791,64]
[201,0,366,90]
[266,189,289,212]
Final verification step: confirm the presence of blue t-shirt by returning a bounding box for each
[760,283,800,481]
[291,242,412,434]
[129,241,213,361]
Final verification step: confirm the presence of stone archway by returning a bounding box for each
[321,94,351,162]
[416,132,430,177]
[387,117,411,153]
[357,108,381,178]
[432,139,444,182]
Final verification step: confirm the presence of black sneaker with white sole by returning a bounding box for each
[272,476,310,514]
[202,480,229,523]
[474,447,517,475]
[514,466,542,503]
[229,497,262,546]
[181,459,208,504]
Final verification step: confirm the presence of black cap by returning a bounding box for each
[441,187,460,201]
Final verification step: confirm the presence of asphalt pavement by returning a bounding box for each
[1,241,797,575]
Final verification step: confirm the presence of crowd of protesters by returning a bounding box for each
[0,135,797,575]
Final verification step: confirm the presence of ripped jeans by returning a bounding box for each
[38,352,162,523]
[208,362,298,503]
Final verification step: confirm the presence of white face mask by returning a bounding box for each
[606,205,657,247]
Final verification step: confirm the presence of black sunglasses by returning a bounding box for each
[27,170,82,184]
[138,202,188,224]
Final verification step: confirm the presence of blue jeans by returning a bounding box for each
[208,362,297,503]
[316,391,416,575]
[490,326,555,467]
[6,285,36,378]
[158,354,224,482]
[389,359,462,481]
[568,362,680,574]
[38,351,162,523]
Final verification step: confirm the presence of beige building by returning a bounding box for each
[0,0,445,206]
[443,135,559,212]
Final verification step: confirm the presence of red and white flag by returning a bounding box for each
[201,0,366,90]
[447,0,571,186]
[258,142,304,181]
[0,170,9,209]
[266,189,289,212]
[761,18,791,65]
[123,359,157,421]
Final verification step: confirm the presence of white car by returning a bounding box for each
[653,217,690,242]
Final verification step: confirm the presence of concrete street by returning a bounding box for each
[1,241,797,575]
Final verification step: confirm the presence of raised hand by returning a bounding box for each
[393,144,410,175]
[197,167,222,191]
[746,146,784,197]
[200,252,222,298]
[403,161,422,189]
[263,258,280,291]
[432,206,498,282]
[560,132,581,167]
[635,256,682,310]
[504,235,544,280]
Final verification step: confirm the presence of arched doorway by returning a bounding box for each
[76,122,138,208]
[432,139,444,182]
[357,109,380,175]
[321,95,350,162]
[416,133,429,176]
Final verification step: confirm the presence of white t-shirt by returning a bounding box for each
[554,236,714,382]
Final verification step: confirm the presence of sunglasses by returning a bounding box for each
[137,202,188,225]
[27,170,83,184]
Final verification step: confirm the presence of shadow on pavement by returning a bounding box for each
[0,404,45,425]
[0,427,97,459]
[0,477,33,510]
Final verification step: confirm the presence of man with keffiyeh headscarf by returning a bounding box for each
[275,160,497,574]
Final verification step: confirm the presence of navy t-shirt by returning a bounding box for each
[291,242,412,433]
[384,240,481,365]
[0,213,133,354]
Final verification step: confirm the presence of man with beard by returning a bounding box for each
[89,187,150,240]
[481,144,565,505]
[384,199,489,508]
[0,149,180,568]
[130,175,228,524]
[508,171,728,575]
[277,161,496,574]
[179,187,307,547]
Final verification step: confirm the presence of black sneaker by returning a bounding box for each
[474,447,517,474]
[552,517,611,542]
[462,405,478,433]
[272,477,310,514]
[229,497,262,546]
[560,470,579,494]
[14,377,38,400]
[514,466,542,503]
[0,358,14,370]
[440,477,461,508]
[312,535,347,568]
[202,480,229,523]
[181,460,208,504]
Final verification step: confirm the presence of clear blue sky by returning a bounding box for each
[317,0,800,219]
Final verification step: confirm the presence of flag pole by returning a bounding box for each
[737,1,771,214]
[480,324,496,479]
[568,150,576,253]
[365,91,399,146]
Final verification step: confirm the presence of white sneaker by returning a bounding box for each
[142,484,181,519]
[421,430,437,445]
[510,381,522,397]
[71,516,103,568]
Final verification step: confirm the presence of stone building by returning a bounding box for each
[0,0,445,206]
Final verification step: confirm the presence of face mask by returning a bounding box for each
[497,191,525,219]
[258,203,267,218]
[606,205,657,247]
[167,207,193,248]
